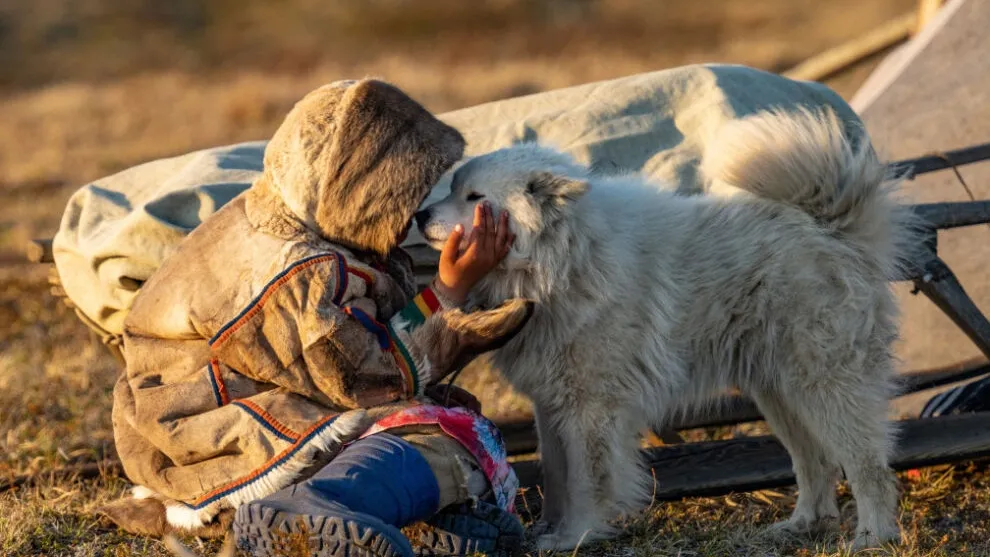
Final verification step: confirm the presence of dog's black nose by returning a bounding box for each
[414,209,431,229]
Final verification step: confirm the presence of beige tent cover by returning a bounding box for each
[850,0,990,414]
[53,63,859,337]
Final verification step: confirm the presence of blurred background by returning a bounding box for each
[1,0,914,490]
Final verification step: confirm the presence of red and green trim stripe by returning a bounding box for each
[397,287,443,329]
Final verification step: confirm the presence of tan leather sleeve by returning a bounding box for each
[208,256,415,409]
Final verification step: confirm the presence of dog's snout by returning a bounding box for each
[414,209,431,229]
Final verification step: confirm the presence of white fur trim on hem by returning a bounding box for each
[164,409,371,531]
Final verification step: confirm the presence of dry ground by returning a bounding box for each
[7,0,990,555]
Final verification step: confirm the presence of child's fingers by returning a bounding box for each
[494,211,510,249]
[440,224,464,267]
[472,202,485,231]
[477,203,494,253]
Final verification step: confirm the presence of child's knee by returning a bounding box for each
[401,432,489,509]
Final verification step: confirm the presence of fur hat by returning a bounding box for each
[255,79,465,254]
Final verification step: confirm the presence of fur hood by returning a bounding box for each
[249,79,465,255]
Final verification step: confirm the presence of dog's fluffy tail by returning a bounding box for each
[701,107,919,279]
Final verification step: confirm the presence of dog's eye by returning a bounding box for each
[466,193,485,201]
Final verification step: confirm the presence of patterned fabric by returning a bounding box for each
[397,289,443,328]
[363,405,519,513]
[348,286,444,397]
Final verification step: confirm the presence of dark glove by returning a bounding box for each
[424,383,482,413]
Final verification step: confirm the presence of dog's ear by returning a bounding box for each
[526,172,589,205]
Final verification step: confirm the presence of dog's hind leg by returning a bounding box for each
[750,389,841,538]
[786,372,901,550]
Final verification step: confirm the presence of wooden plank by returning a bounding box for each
[497,359,990,456]
[512,412,990,502]
[891,142,990,179]
[912,200,990,230]
[913,258,990,360]
[782,12,916,83]
[902,358,990,393]
[8,414,990,497]
[915,0,947,34]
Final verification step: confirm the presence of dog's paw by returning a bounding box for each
[851,525,901,551]
[760,520,804,544]
[535,532,565,552]
[763,513,839,541]
[526,520,555,538]
[533,529,597,553]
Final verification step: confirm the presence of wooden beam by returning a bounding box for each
[512,412,990,504]
[891,142,990,179]
[782,12,916,83]
[913,201,990,231]
[497,358,990,456]
[913,258,990,361]
[901,358,990,393]
[7,413,990,499]
[915,0,947,34]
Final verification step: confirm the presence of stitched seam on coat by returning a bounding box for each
[348,267,375,290]
[231,400,301,442]
[208,359,230,406]
[209,253,339,348]
[344,306,416,397]
[333,254,348,305]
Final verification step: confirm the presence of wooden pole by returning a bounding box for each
[915,0,947,35]
[513,411,990,506]
[783,12,917,83]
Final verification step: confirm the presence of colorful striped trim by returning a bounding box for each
[190,414,339,509]
[208,359,230,406]
[397,287,443,329]
[209,253,341,348]
[344,307,390,349]
[386,320,420,396]
[348,267,375,290]
[343,306,417,397]
[231,400,300,443]
[333,255,348,305]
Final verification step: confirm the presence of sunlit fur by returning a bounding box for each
[419,108,919,551]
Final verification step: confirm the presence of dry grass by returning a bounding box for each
[8,0,989,555]
[6,454,990,556]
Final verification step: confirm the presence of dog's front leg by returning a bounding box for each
[534,411,611,551]
[534,403,568,529]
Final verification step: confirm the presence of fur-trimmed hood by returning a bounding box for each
[250,79,465,255]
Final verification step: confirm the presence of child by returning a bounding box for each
[104,79,533,557]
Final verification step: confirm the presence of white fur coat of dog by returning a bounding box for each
[418,108,917,551]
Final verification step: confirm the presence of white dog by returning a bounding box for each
[416,108,916,551]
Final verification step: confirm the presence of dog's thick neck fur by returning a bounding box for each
[472,173,694,395]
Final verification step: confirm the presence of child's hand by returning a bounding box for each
[436,202,514,304]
